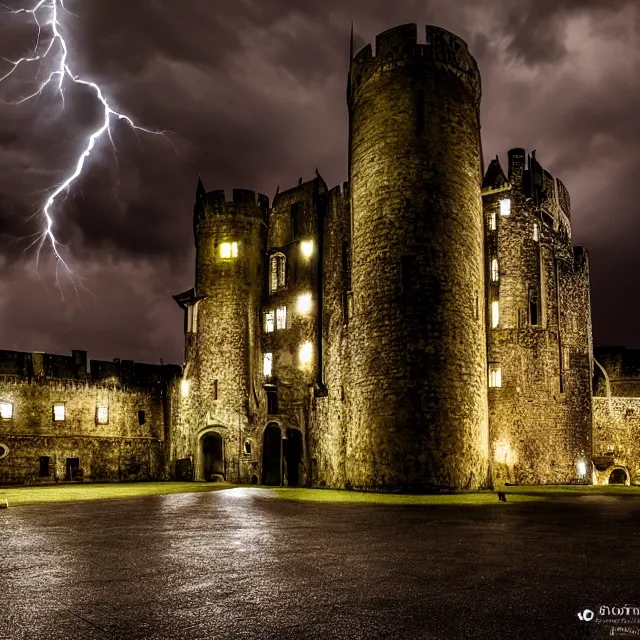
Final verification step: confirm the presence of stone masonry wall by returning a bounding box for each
[0,377,167,484]
[347,24,489,490]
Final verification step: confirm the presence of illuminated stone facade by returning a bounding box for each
[2,23,631,490]
[0,350,178,484]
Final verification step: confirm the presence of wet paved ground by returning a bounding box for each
[1,488,639,640]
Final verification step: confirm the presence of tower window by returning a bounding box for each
[529,288,539,326]
[244,439,253,455]
[263,353,273,377]
[265,310,275,333]
[533,223,539,242]
[96,406,109,425]
[138,410,146,425]
[489,211,497,231]
[213,379,218,401]
[488,364,502,388]
[53,402,65,422]
[220,242,238,259]
[296,293,312,314]
[0,402,13,419]
[299,342,313,366]
[342,240,351,289]
[491,300,500,328]
[490,257,499,282]
[276,306,287,330]
[500,198,511,216]
[270,253,286,292]
[300,240,313,258]
[267,389,278,414]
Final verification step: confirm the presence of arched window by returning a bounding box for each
[270,253,286,293]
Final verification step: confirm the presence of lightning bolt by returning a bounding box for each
[0,0,170,289]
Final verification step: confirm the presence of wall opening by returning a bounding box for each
[262,424,281,486]
[39,456,50,478]
[609,468,628,485]
[65,457,80,481]
[285,428,303,487]
[202,432,224,481]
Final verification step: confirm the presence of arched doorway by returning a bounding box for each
[609,467,628,485]
[285,428,303,486]
[262,423,281,485]
[202,432,224,481]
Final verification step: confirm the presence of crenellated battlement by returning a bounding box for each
[349,24,480,105]
[193,181,269,240]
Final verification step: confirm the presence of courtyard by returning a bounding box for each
[1,486,639,639]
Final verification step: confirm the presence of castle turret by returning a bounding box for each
[174,183,268,482]
[346,24,489,490]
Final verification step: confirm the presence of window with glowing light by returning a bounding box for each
[488,364,502,388]
[489,211,497,231]
[300,240,314,258]
[490,257,499,282]
[297,293,312,314]
[0,402,13,419]
[263,353,273,376]
[276,306,287,330]
[265,310,275,333]
[299,342,313,365]
[181,379,190,398]
[220,242,238,259]
[533,223,539,242]
[270,253,286,292]
[96,406,109,425]
[491,300,499,328]
[53,402,65,422]
[500,198,511,216]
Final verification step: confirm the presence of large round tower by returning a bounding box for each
[188,185,267,482]
[346,24,489,490]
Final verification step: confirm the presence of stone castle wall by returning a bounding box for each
[346,24,489,490]
[0,352,177,484]
[485,151,592,485]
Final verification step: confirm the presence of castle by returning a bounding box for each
[0,24,635,490]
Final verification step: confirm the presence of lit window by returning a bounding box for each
[263,353,273,376]
[270,253,286,292]
[220,242,238,259]
[488,364,502,388]
[265,310,275,333]
[489,211,497,231]
[276,306,287,330]
[96,406,109,425]
[491,300,499,328]
[577,460,587,476]
[53,402,65,421]
[297,293,312,314]
[0,402,13,419]
[299,342,313,365]
[533,223,539,241]
[181,379,190,398]
[490,257,499,282]
[500,198,511,216]
[301,240,314,258]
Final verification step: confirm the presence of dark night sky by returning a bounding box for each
[0,0,639,365]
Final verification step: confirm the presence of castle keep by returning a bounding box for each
[0,24,634,489]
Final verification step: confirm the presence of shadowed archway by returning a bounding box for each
[609,467,628,485]
[262,423,281,486]
[202,432,224,481]
[285,428,303,486]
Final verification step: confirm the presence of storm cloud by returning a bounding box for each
[0,0,638,363]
